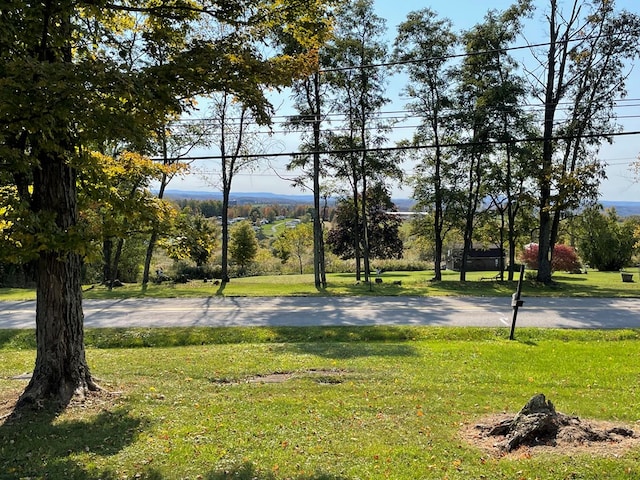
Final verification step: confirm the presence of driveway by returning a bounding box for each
[1,296,639,329]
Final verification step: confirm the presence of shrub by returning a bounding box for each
[576,207,636,271]
[174,262,222,280]
[519,243,581,272]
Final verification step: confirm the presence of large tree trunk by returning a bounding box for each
[312,72,326,289]
[17,152,97,410]
[536,0,563,285]
[221,183,231,283]
[352,180,361,281]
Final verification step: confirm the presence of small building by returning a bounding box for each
[446,246,505,272]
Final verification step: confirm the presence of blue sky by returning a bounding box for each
[171,0,640,202]
[373,0,640,202]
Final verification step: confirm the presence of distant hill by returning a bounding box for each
[600,201,640,218]
[163,190,640,216]
[164,190,316,205]
[164,190,417,210]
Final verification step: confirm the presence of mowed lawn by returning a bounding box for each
[1,269,639,301]
[1,327,640,479]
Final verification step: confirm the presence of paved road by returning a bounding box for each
[1,296,639,329]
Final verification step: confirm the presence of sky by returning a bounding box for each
[167,0,640,202]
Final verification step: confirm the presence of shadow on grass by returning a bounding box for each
[279,341,418,359]
[205,462,347,479]
[0,329,36,350]
[0,404,148,480]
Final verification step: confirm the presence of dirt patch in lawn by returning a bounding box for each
[461,402,640,459]
[0,379,124,425]
[211,368,349,385]
[0,389,21,422]
[462,413,640,458]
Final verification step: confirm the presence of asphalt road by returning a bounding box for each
[1,296,639,329]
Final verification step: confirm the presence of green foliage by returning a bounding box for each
[163,211,218,267]
[327,186,404,260]
[229,221,259,274]
[0,0,333,267]
[576,207,637,271]
[272,222,314,273]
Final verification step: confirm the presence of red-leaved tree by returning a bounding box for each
[520,243,581,272]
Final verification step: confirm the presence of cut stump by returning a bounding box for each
[476,394,635,453]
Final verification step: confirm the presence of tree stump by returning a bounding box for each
[478,394,635,453]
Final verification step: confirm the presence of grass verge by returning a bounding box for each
[2,327,640,479]
[1,269,639,301]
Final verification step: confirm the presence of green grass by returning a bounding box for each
[2,269,639,301]
[2,327,640,479]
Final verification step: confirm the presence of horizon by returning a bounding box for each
[162,189,640,217]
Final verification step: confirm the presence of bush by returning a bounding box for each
[519,243,581,273]
[576,207,636,271]
[0,263,36,288]
[174,262,224,280]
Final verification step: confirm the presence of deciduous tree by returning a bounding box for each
[453,2,533,281]
[323,0,399,282]
[576,206,636,271]
[327,185,403,262]
[273,222,314,274]
[394,8,459,281]
[530,0,640,283]
[0,0,332,411]
[229,221,259,275]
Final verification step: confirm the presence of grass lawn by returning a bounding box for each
[2,327,640,479]
[1,269,639,301]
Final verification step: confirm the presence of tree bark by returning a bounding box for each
[17,151,97,410]
[480,393,635,453]
[312,72,326,289]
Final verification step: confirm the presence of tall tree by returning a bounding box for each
[282,1,335,290]
[0,0,331,411]
[452,4,532,281]
[286,71,330,288]
[324,0,398,283]
[458,2,535,281]
[205,92,262,283]
[142,119,209,286]
[529,0,640,283]
[393,8,459,281]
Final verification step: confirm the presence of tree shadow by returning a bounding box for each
[204,462,347,479]
[0,403,148,480]
[271,335,419,359]
[0,329,35,349]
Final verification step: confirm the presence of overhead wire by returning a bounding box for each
[158,29,640,164]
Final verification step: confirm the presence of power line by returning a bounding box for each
[154,130,640,162]
[319,30,638,73]
[173,97,640,127]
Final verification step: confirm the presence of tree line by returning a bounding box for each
[282,0,640,286]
